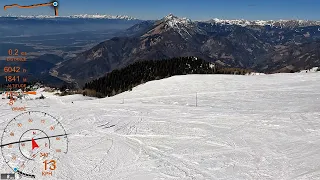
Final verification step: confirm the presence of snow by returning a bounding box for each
[2,14,137,20]
[161,14,204,39]
[299,67,319,73]
[162,14,194,38]
[246,72,266,76]
[1,73,320,179]
[164,14,192,28]
[207,18,320,27]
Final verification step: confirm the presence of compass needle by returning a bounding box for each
[31,138,39,150]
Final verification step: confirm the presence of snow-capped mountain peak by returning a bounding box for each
[155,14,204,39]
[142,14,201,40]
[162,14,192,28]
[164,13,177,20]
[151,14,201,40]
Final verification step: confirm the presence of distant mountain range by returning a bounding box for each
[206,18,320,28]
[1,14,319,87]
[4,14,320,26]
[52,14,320,85]
[3,14,137,20]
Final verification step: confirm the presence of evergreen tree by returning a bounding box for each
[83,57,252,97]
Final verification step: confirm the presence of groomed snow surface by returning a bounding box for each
[1,73,320,180]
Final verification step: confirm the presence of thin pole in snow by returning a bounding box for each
[196,92,197,107]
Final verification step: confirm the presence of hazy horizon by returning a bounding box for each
[1,13,320,22]
[0,0,318,21]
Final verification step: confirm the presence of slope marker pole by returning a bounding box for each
[196,92,198,107]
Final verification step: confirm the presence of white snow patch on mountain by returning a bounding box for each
[299,67,319,73]
[161,14,205,38]
[163,14,192,28]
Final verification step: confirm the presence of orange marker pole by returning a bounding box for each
[54,7,58,16]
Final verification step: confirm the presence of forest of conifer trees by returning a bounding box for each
[83,57,252,98]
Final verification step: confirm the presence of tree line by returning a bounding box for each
[83,57,252,98]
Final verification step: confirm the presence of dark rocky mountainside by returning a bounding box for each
[56,14,320,84]
[256,40,320,72]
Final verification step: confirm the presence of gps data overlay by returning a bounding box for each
[1,111,68,179]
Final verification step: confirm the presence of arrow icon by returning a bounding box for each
[31,138,39,150]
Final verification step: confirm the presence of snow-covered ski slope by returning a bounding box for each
[1,73,320,180]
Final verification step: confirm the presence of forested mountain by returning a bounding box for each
[56,14,320,84]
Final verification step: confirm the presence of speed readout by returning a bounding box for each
[1,111,68,179]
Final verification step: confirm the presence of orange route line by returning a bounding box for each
[4,2,53,10]
[4,2,58,16]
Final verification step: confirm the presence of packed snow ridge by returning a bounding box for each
[3,14,137,20]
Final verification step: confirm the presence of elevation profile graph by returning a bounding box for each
[4,1,59,16]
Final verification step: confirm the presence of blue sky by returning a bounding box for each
[0,0,318,20]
